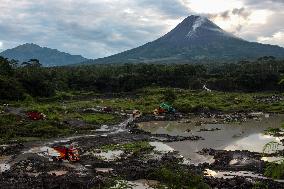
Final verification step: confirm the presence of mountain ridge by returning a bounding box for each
[83,15,284,64]
[0,43,88,66]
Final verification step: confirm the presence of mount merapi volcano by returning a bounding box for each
[86,15,284,64]
[0,43,88,66]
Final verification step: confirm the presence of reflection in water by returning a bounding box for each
[139,114,284,165]
[224,133,284,152]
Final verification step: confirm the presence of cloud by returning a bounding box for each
[258,30,284,46]
[238,11,284,41]
[244,0,284,7]
[0,41,3,49]
[204,7,251,34]
[0,0,283,58]
[205,7,250,21]
[137,0,189,18]
[180,0,283,45]
[0,0,193,58]
[180,0,244,14]
[232,8,250,18]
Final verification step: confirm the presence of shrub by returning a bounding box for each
[0,77,25,100]
[150,166,209,189]
[264,161,284,179]
[163,89,177,104]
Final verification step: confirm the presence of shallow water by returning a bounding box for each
[204,168,284,183]
[149,142,174,153]
[19,116,134,162]
[48,170,68,176]
[261,156,284,163]
[96,125,110,132]
[0,156,11,173]
[25,146,61,157]
[204,169,267,179]
[0,163,11,172]
[224,133,284,153]
[139,114,284,165]
[95,168,113,173]
[93,150,124,161]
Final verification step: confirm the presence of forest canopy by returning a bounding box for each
[1,56,284,101]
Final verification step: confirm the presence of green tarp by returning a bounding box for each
[159,102,175,113]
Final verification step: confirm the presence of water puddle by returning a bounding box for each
[26,170,68,177]
[149,142,174,153]
[96,125,110,132]
[48,170,68,176]
[139,114,284,165]
[204,169,284,183]
[102,116,134,135]
[93,150,124,161]
[25,146,61,157]
[0,163,11,172]
[95,168,113,173]
[261,156,284,163]
[48,139,71,145]
[0,156,11,172]
[204,169,267,179]
[224,133,284,152]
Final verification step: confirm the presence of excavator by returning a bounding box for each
[51,144,80,162]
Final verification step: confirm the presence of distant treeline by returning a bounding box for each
[1,56,284,100]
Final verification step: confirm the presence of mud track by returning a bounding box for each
[0,114,208,189]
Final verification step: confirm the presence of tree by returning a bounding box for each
[0,77,24,100]
[22,59,42,68]
[0,56,13,76]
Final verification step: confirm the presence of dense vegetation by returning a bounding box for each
[1,56,284,101]
[2,55,284,144]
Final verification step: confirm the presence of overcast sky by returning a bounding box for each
[0,0,283,58]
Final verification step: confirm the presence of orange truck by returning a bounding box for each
[52,145,80,162]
